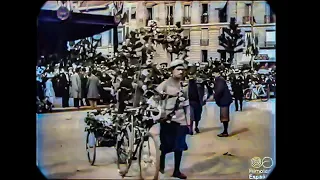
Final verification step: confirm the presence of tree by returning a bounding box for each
[157,22,190,63]
[217,17,244,65]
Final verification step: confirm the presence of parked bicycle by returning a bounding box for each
[243,82,270,102]
[116,104,160,180]
[84,106,126,165]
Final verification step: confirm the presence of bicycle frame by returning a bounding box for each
[246,83,268,100]
[120,111,148,162]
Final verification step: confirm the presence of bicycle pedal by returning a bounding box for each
[132,156,137,160]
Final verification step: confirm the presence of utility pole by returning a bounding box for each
[235,1,238,68]
[250,0,254,68]
[168,6,173,62]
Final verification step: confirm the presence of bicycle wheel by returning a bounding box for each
[116,126,133,177]
[243,89,252,102]
[86,131,96,165]
[259,86,270,102]
[138,132,160,180]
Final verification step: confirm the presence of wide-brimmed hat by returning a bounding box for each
[169,60,186,69]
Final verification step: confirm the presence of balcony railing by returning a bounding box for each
[200,39,209,46]
[265,41,276,47]
[264,15,276,23]
[201,14,209,24]
[242,16,255,24]
[166,16,174,25]
[183,17,191,24]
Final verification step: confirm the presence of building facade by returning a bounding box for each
[41,1,276,65]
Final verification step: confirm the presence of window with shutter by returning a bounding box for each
[201,28,209,46]
[201,28,208,39]
[183,29,191,45]
[131,7,136,19]
[126,9,129,22]
[118,28,124,45]
[183,5,191,24]
[265,30,275,47]
[201,50,208,62]
[166,5,174,25]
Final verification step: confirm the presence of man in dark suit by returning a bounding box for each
[118,72,134,113]
[231,69,244,111]
[59,68,69,107]
[188,64,213,135]
[213,67,233,137]
[80,67,90,106]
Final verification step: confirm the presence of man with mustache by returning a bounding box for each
[212,67,233,137]
[156,60,190,179]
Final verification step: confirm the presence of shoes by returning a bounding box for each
[159,170,166,179]
[217,132,229,137]
[172,172,187,179]
[195,128,200,133]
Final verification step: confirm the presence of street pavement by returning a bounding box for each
[36,99,276,179]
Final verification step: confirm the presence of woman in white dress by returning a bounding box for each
[45,73,55,105]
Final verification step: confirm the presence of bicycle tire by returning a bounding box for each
[260,86,270,102]
[243,89,252,102]
[116,126,133,177]
[86,131,96,166]
[138,132,160,180]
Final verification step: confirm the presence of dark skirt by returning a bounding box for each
[160,121,188,154]
[220,106,230,122]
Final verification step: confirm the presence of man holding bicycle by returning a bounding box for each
[156,60,190,179]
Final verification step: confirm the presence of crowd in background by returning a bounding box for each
[36,54,276,113]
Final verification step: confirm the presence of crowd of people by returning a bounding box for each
[36,55,276,113]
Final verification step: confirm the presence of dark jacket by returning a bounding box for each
[188,79,213,106]
[80,74,88,98]
[214,76,233,107]
[231,77,244,97]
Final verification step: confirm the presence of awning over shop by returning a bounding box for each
[37,10,118,56]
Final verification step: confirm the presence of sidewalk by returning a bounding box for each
[50,97,108,113]
[48,97,274,113]
[52,105,109,113]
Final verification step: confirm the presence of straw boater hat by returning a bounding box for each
[242,69,250,73]
[233,69,241,74]
[46,73,54,78]
[159,62,168,68]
